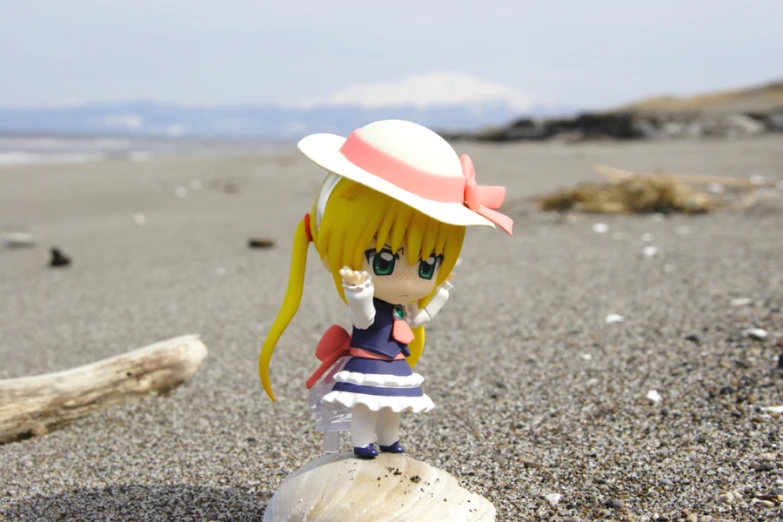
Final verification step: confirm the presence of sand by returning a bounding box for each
[1,136,783,521]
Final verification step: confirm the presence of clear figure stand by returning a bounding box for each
[308,356,352,454]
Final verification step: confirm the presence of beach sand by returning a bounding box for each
[1,136,783,521]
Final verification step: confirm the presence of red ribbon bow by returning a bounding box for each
[460,154,514,235]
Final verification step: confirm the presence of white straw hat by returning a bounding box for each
[298,119,513,235]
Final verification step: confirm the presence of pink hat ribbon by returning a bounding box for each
[339,131,513,235]
[459,154,513,235]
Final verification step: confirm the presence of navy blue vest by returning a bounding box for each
[350,298,410,359]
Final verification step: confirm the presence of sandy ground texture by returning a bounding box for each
[1,136,783,521]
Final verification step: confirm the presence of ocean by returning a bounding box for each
[0,135,292,167]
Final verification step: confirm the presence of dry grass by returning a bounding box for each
[620,80,783,114]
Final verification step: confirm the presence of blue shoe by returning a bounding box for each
[379,441,405,454]
[353,444,379,458]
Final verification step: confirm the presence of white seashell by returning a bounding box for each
[743,328,768,340]
[544,493,562,505]
[605,314,625,324]
[592,223,609,234]
[263,452,496,522]
[0,232,35,248]
[675,226,691,235]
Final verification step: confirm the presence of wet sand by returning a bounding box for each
[1,136,783,521]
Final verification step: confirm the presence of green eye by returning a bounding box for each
[418,254,442,280]
[366,248,398,276]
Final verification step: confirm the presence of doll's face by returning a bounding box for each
[360,239,442,304]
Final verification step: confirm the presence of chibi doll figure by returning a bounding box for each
[259,119,513,459]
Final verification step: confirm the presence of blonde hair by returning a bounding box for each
[258,176,465,401]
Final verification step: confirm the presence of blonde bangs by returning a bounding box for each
[313,176,466,303]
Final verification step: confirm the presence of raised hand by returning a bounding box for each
[339,266,370,287]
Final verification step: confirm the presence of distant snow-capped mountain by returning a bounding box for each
[0,72,574,138]
[298,71,537,112]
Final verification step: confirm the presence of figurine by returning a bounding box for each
[259,119,513,459]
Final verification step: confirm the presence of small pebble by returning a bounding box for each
[605,498,625,509]
[730,297,753,306]
[759,452,776,461]
[769,487,783,495]
[133,213,147,225]
[749,174,767,186]
[707,183,725,194]
[581,353,593,361]
[605,314,625,324]
[761,406,783,414]
[755,462,777,472]
[544,493,561,505]
[658,479,674,487]
[642,246,661,259]
[592,223,609,234]
[647,390,662,403]
[175,186,189,198]
[685,334,701,346]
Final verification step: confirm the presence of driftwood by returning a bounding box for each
[593,164,776,188]
[534,163,781,214]
[537,172,717,214]
[0,334,208,444]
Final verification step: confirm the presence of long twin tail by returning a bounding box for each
[258,218,310,401]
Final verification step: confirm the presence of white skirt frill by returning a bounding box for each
[321,369,435,413]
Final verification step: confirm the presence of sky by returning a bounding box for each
[1,0,781,110]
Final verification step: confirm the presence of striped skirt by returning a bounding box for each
[321,357,435,413]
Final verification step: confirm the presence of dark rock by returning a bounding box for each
[49,247,71,268]
[247,238,276,249]
[764,109,783,131]
[685,334,702,346]
[755,462,777,472]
